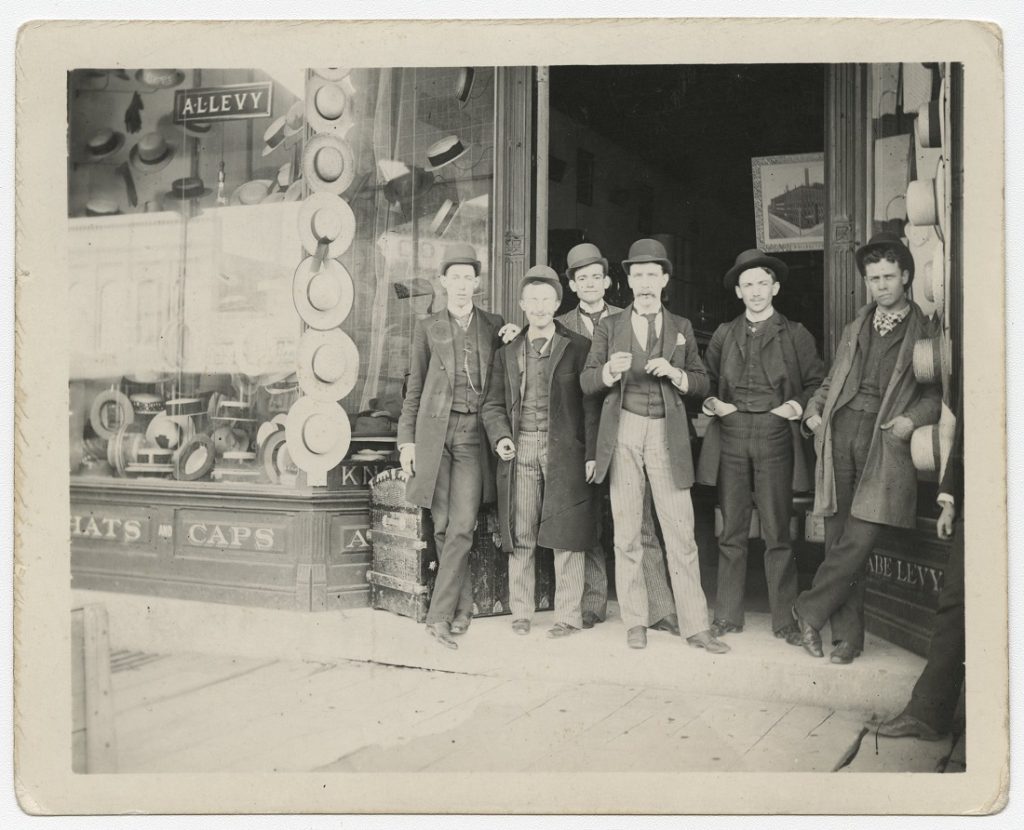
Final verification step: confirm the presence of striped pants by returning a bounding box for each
[510,431,585,627]
[582,486,677,625]
[609,410,710,637]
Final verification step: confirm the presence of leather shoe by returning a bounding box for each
[687,630,730,654]
[546,622,579,639]
[581,611,603,630]
[511,619,531,636]
[650,613,681,636]
[830,641,863,664]
[774,622,803,647]
[791,606,824,658]
[627,626,647,649]
[710,618,743,637]
[872,712,945,741]
[450,612,472,635]
[426,621,458,650]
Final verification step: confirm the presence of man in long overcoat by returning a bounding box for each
[695,248,825,643]
[397,242,505,649]
[793,231,941,664]
[481,267,598,637]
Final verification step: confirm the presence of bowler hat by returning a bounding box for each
[565,242,609,280]
[723,248,789,290]
[520,265,563,302]
[622,238,672,276]
[854,231,915,285]
[440,242,481,276]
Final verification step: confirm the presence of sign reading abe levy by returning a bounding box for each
[173,82,273,124]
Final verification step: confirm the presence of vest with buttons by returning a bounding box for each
[450,312,483,414]
[733,319,783,412]
[845,314,908,414]
[621,317,666,419]
[520,338,550,432]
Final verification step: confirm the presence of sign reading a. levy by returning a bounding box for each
[173,82,273,124]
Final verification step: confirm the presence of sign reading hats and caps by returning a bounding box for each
[173,82,274,124]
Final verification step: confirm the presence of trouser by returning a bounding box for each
[608,411,710,637]
[581,485,677,624]
[714,411,798,633]
[795,407,884,649]
[508,431,585,627]
[425,412,480,625]
[905,518,965,731]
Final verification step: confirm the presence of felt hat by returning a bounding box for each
[165,176,211,201]
[129,132,175,174]
[854,231,915,285]
[302,133,356,195]
[622,238,672,276]
[723,248,789,290]
[439,242,481,276]
[565,242,609,280]
[520,264,563,302]
[84,128,126,161]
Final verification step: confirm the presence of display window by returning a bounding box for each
[68,66,497,488]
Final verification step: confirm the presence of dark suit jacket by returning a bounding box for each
[480,323,599,552]
[580,304,709,489]
[695,311,825,491]
[396,306,505,508]
[556,303,622,339]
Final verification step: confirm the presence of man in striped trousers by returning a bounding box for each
[582,238,728,653]
[481,267,599,638]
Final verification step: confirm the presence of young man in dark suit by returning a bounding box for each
[481,266,598,638]
[397,242,505,650]
[696,248,825,645]
[581,238,727,653]
[557,242,680,635]
[793,232,941,664]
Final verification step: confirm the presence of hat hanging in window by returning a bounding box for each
[302,133,356,195]
[297,191,356,260]
[307,76,357,135]
[84,128,126,161]
[135,68,186,89]
[296,329,360,402]
[292,255,354,330]
[129,132,176,174]
[285,396,352,476]
[425,135,470,172]
[312,67,351,81]
[262,101,305,157]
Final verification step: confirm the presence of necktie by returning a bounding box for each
[580,307,604,332]
[643,312,659,353]
[874,307,908,337]
[530,338,547,356]
[452,311,472,331]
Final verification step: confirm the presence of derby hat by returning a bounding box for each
[297,191,356,259]
[307,76,356,135]
[135,68,186,89]
[302,133,356,195]
[426,135,470,171]
[439,242,481,276]
[165,176,211,201]
[84,128,126,160]
[296,329,360,402]
[292,256,354,330]
[130,132,176,174]
[521,264,563,302]
[622,238,672,276]
[285,396,352,475]
[723,248,789,290]
[565,242,608,280]
[854,230,915,284]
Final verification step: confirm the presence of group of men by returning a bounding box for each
[396,231,947,692]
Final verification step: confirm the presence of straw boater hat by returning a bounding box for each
[129,132,176,174]
[439,242,481,276]
[135,68,186,89]
[854,230,915,285]
[292,256,354,330]
[262,101,305,156]
[622,238,673,276]
[84,128,126,160]
[520,264,563,302]
[454,67,475,103]
[307,75,356,135]
[722,248,789,290]
[302,133,356,195]
[905,156,946,236]
[425,135,470,171]
[297,191,356,259]
[565,242,609,280]
[313,67,351,81]
[285,396,352,474]
[296,329,360,402]
[230,179,274,206]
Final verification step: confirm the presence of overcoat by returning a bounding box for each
[580,305,709,489]
[803,302,941,528]
[480,324,599,553]
[396,306,505,509]
[695,311,825,492]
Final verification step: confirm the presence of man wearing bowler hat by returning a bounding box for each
[558,242,680,634]
[397,242,505,650]
[481,266,598,637]
[582,238,727,653]
[792,231,941,664]
[695,248,824,645]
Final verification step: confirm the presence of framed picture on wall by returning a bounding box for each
[751,152,825,252]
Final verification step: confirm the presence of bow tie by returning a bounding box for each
[874,306,909,337]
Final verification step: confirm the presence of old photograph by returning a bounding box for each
[12,16,1007,817]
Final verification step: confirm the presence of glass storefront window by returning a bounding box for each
[68,66,496,487]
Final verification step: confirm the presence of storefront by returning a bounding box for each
[69,64,961,651]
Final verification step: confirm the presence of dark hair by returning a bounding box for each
[861,248,907,272]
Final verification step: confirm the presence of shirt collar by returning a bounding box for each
[745,306,776,324]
